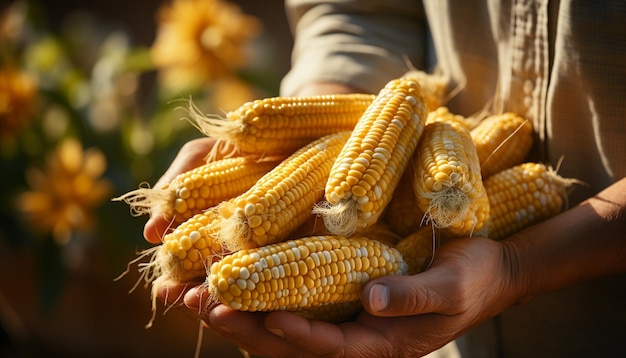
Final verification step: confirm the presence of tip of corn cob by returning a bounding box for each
[112,182,174,218]
[312,199,363,237]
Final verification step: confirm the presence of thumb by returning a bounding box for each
[362,270,459,317]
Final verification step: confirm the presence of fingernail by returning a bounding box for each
[369,284,389,312]
[268,327,285,338]
[183,288,201,310]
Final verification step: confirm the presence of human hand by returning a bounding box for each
[180,236,518,357]
[143,137,218,244]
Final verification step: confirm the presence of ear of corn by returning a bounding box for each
[413,121,490,237]
[471,112,534,178]
[113,156,281,225]
[485,162,577,240]
[205,235,408,313]
[186,94,375,156]
[315,77,428,236]
[215,131,352,251]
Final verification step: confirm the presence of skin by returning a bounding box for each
[144,83,626,357]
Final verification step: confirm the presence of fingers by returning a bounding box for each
[143,214,172,244]
[362,273,456,317]
[264,311,346,357]
[154,280,199,306]
[183,287,291,356]
[363,237,506,318]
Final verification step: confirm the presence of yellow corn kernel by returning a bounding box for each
[206,235,408,312]
[186,94,375,156]
[315,77,428,236]
[401,70,450,112]
[485,162,578,240]
[113,156,280,225]
[215,131,352,251]
[413,121,490,237]
[394,225,436,275]
[471,112,534,178]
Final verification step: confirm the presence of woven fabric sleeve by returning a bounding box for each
[280,0,427,96]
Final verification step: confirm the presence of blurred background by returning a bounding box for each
[0,0,293,356]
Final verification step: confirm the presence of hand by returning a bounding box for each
[181,236,518,357]
[143,137,218,244]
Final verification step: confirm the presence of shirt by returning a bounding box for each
[281,0,626,356]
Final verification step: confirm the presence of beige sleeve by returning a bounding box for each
[280,0,427,96]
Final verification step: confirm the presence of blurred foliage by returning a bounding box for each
[0,0,272,313]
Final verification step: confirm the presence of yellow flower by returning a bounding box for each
[0,68,37,139]
[17,138,113,245]
[150,0,261,92]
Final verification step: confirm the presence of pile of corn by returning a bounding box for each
[115,70,577,324]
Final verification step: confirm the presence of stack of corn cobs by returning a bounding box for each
[115,70,578,325]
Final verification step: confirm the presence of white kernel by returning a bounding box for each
[312,253,321,266]
[271,266,280,279]
[244,203,256,216]
[391,118,405,129]
[189,231,201,243]
[238,267,250,280]
[323,251,332,263]
[359,247,368,257]
[230,301,242,310]
[236,279,247,290]
[292,247,301,260]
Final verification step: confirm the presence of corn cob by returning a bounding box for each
[113,156,281,225]
[215,131,352,251]
[485,162,578,240]
[413,120,490,237]
[471,112,533,178]
[186,94,375,156]
[394,225,436,275]
[204,235,408,313]
[315,77,428,236]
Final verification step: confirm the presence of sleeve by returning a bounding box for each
[280,0,427,96]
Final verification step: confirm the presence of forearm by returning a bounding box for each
[505,176,626,304]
